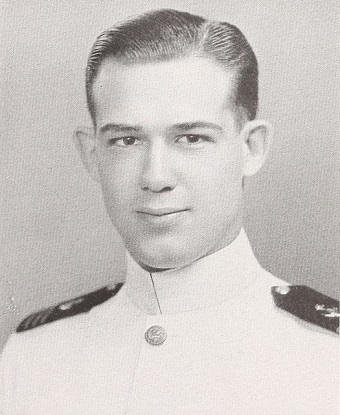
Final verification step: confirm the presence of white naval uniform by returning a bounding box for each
[0,230,338,414]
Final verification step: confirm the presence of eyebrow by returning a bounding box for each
[169,122,223,133]
[99,123,143,134]
[98,121,223,135]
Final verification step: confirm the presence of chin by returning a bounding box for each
[128,242,198,271]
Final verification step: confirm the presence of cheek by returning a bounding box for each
[97,154,139,208]
[189,146,243,196]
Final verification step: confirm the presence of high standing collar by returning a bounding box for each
[124,229,263,315]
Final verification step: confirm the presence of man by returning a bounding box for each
[0,9,338,415]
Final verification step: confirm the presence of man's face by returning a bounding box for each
[91,56,245,269]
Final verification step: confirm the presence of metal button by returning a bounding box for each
[275,286,290,295]
[145,325,167,346]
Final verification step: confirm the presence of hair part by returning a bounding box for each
[86,9,258,130]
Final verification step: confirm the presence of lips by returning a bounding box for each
[136,207,189,227]
[137,207,188,216]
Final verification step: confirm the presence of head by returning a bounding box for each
[75,9,272,270]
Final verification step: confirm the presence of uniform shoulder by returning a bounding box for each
[16,282,124,333]
[271,284,339,335]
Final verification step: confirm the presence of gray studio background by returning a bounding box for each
[1,0,339,351]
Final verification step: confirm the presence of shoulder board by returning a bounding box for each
[17,282,124,333]
[272,285,339,334]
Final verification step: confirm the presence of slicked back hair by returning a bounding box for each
[86,9,258,130]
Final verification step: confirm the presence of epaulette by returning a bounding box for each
[16,282,124,333]
[272,285,339,334]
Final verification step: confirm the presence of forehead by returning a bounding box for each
[92,56,235,128]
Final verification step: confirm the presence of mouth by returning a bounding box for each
[136,207,189,226]
[137,207,188,216]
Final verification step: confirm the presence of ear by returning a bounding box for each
[241,120,273,177]
[73,126,100,182]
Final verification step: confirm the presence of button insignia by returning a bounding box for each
[275,286,290,295]
[145,325,167,346]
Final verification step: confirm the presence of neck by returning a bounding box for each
[124,228,261,315]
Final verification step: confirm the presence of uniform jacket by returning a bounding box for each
[0,230,338,414]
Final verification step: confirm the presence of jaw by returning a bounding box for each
[137,262,173,273]
[121,209,244,271]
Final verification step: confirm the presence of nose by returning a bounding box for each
[140,141,177,193]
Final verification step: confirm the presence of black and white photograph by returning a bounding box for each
[0,1,338,414]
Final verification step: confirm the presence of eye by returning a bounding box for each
[107,136,141,147]
[176,134,208,145]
